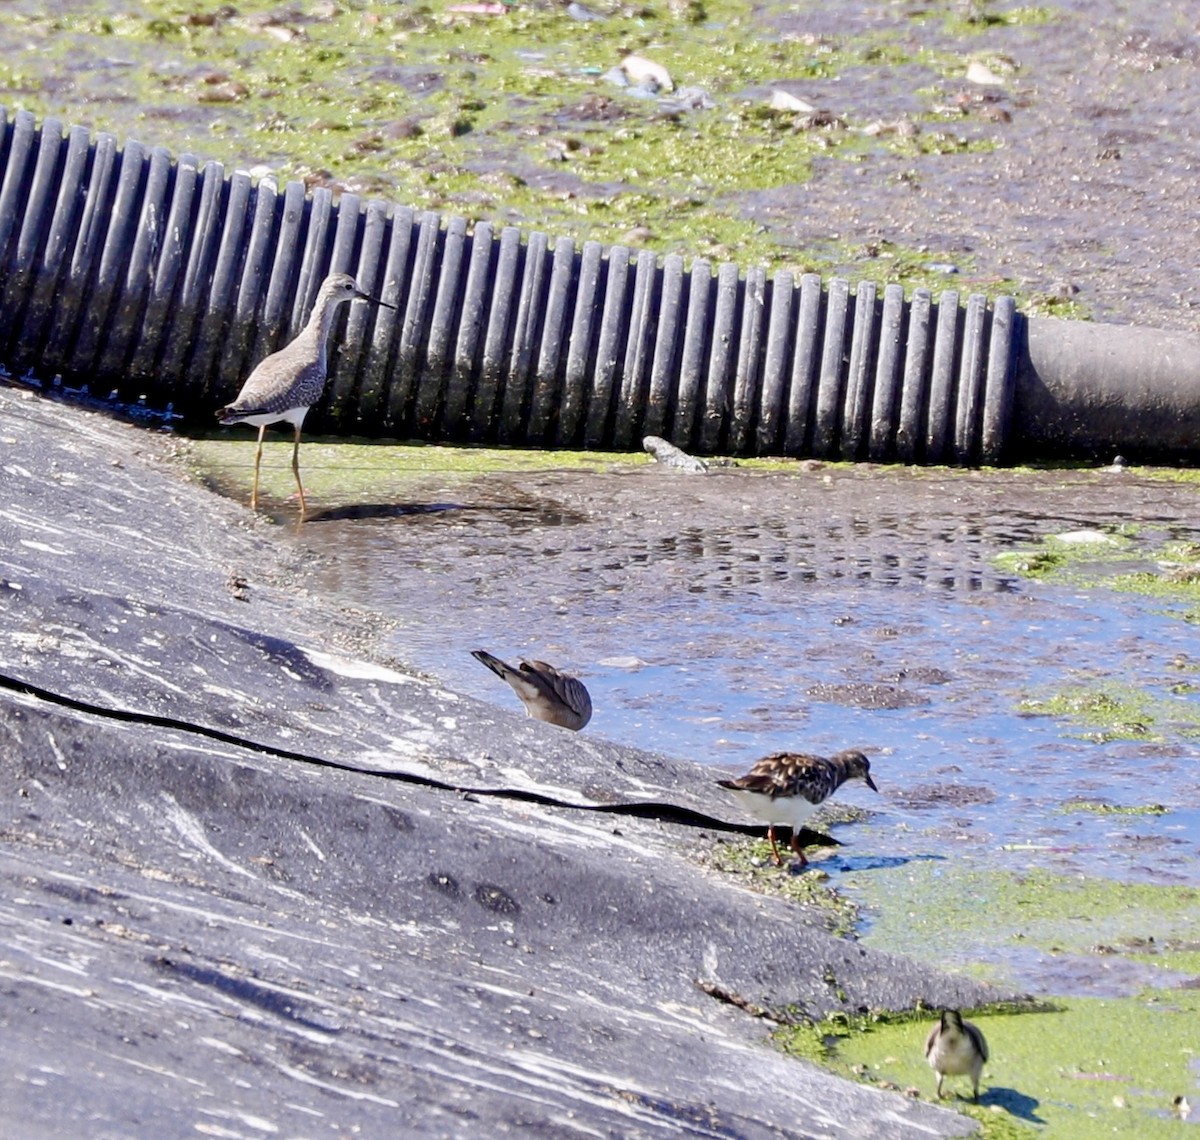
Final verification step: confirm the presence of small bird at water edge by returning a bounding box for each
[925,1009,989,1101]
[717,748,878,866]
[216,272,393,520]
[470,649,593,731]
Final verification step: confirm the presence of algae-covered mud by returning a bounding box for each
[5,0,1200,328]
[778,993,1200,1139]
[190,436,1200,1136]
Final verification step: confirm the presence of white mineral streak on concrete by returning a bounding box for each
[299,647,417,686]
[266,1060,401,1106]
[159,794,260,879]
[296,828,326,862]
[44,731,68,771]
[0,506,67,535]
[0,969,94,999]
[19,539,71,556]
[41,625,192,695]
[195,1107,280,1134]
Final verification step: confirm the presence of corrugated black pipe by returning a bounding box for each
[0,107,1197,462]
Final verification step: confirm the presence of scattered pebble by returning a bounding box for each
[566,1,604,19]
[769,89,816,114]
[621,54,674,93]
[662,86,715,112]
[1052,529,1120,545]
[447,1,508,13]
[862,118,920,138]
[596,655,649,669]
[966,60,1006,86]
[643,435,708,472]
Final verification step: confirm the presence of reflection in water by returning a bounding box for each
[813,853,944,874]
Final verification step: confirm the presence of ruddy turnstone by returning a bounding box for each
[470,649,593,730]
[925,1009,989,1101]
[717,749,878,866]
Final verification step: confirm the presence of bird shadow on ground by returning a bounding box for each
[303,502,542,523]
[812,852,946,874]
[977,1086,1046,1124]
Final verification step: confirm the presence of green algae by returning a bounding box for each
[1016,684,1160,741]
[1059,800,1169,817]
[782,993,1200,1139]
[1,0,1085,311]
[847,861,1200,986]
[993,530,1200,623]
[778,861,1200,1135]
[1017,678,1200,742]
[186,434,648,509]
[993,549,1066,578]
[700,836,862,936]
[187,433,887,509]
[994,529,1132,580]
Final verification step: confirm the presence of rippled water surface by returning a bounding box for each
[294,461,1200,949]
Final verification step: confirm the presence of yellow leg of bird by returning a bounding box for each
[251,424,266,510]
[291,424,307,520]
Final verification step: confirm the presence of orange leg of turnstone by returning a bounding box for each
[789,831,809,867]
[767,825,783,866]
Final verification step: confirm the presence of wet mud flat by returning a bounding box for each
[0,385,1015,1138]
[268,445,1200,993]
[3,0,1200,333]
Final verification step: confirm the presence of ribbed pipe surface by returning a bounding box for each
[0,107,1019,461]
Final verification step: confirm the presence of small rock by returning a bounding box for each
[621,54,674,93]
[567,1,604,19]
[643,435,708,472]
[769,89,816,114]
[663,86,714,112]
[1052,529,1119,545]
[966,60,1006,86]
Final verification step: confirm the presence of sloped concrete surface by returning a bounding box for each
[0,385,1004,1137]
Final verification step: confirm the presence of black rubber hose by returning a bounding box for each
[1,107,1196,462]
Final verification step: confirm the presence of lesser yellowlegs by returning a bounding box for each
[217,272,393,519]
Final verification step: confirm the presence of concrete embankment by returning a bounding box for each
[0,384,1012,1137]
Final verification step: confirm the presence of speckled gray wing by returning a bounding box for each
[471,650,592,730]
[924,1022,941,1059]
[221,336,327,419]
[522,660,593,727]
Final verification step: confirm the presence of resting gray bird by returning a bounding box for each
[470,649,592,730]
[717,749,877,866]
[217,272,391,519]
[925,1009,989,1101]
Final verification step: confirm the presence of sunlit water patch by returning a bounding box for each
[295,466,1200,991]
